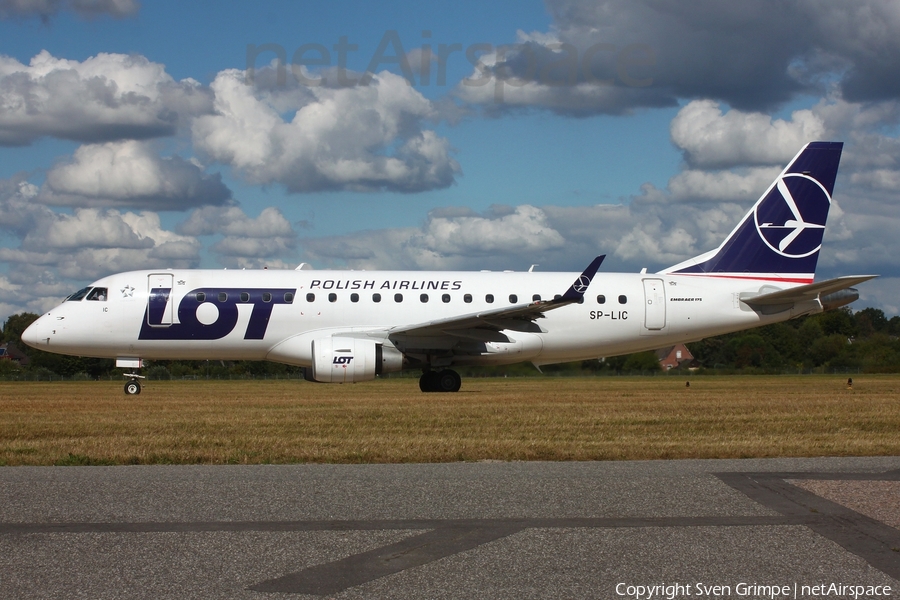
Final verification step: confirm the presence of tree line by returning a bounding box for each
[2,307,899,380]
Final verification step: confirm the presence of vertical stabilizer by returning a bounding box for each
[661,142,843,283]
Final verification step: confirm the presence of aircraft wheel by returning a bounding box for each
[419,371,440,392]
[124,379,142,395]
[436,369,461,393]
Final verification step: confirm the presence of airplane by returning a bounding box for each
[21,141,876,394]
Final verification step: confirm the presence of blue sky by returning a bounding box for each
[1,0,899,318]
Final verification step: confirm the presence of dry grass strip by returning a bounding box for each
[1,375,898,465]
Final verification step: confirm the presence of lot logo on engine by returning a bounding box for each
[333,356,353,365]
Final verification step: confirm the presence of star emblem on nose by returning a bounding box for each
[121,285,135,297]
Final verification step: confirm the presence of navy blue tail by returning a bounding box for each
[663,142,843,282]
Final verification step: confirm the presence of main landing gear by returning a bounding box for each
[419,369,461,393]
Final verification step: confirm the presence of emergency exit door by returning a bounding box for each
[147,273,174,326]
[642,278,666,331]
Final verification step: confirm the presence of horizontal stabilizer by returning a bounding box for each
[742,275,878,307]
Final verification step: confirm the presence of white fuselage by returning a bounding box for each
[23,268,820,368]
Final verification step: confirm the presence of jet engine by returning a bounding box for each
[820,287,859,311]
[308,338,404,383]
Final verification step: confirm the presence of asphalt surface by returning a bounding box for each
[1,458,899,599]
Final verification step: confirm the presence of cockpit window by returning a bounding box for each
[66,287,91,302]
[86,287,108,301]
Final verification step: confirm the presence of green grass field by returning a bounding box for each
[1,375,898,465]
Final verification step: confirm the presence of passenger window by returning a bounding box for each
[509,294,517,304]
[284,292,294,303]
[86,288,108,301]
[218,292,227,302]
[485,294,494,303]
[464,294,472,303]
[196,292,206,302]
[420,294,428,303]
[618,295,627,304]
[442,294,450,303]
[306,293,315,302]
[532,294,541,302]
[328,293,337,302]
[597,295,606,304]
[262,292,272,303]
[394,293,403,303]
[373,293,381,303]
[351,293,359,303]
[240,292,250,302]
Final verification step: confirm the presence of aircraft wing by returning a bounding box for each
[386,255,605,337]
[742,275,878,307]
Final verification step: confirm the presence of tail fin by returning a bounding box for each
[661,141,843,283]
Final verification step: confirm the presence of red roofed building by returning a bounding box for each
[655,343,697,371]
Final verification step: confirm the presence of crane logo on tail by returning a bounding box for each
[573,275,591,294]
[755,173,831,259]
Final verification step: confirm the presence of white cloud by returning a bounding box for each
[178,205,296,266]
[24,208,153,250]
[295,182,893,289]
[855,277,900,317]
[0,50,211,145]
[812,99,900,141]
[0,178,202,312]
[297,202,668,272]
[839,130,900,176]
[544,201,749,269]
[454,0,900,115]
[55,244,198,280]
[211,236,295,259]
[299,201,710,274]
[613,217,696,265]
[667,166,783,202]
[849,169,900,191]
[414,205,566,256]
[192,68,460,192]
[670,100,825,168]
[13,207,200,274]
[301,205,565,271]
[660,96,900,287]
[40,140,231,210]
[179,205,294,238]
[0,270,72,315]
[457,75,672,116]
[292,105,900,281]
[0,177,45,236]
[0,273,22,304]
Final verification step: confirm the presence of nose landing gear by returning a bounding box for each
[123,373,145,395]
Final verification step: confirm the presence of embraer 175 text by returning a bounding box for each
[23,142,876,394]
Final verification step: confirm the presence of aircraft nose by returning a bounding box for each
[21,316,49,349]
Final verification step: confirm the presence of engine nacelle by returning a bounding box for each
[309,338,404,383]
[821,287,859,311]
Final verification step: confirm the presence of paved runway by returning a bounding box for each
[1,457,899,599]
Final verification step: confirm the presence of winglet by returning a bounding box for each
[561,255,605,302]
